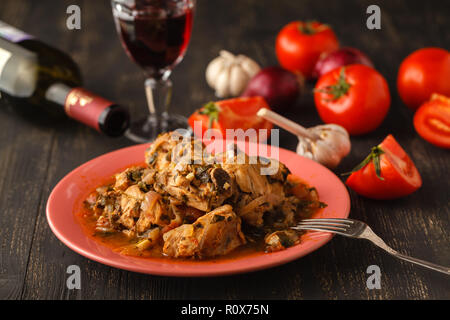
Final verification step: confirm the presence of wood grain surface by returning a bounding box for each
[0,0,448,300]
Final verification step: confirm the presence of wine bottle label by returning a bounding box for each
[64,87,112,131]
[0,47,12,76]
[0,21,34,43]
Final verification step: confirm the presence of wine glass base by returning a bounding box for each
[125,113,190,143]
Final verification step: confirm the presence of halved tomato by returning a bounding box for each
[345,135,422,199]
[413,94,450,149]
[188,96,273,140]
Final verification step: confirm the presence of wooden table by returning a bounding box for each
[0,0,448,300]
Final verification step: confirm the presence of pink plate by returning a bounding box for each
[46,140,350,277]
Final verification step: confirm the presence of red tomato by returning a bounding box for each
[345,135,422,200]
[314,64,390,135]
[413,94,450,148]
[188,96,273,140]
[397,47,450,110]
[275,21,339,78]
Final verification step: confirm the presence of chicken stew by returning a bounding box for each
[80,132,326,260]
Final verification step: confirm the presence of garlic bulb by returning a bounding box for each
[296,124,351,169]
[257,108,351,169]
[206,50,260,97]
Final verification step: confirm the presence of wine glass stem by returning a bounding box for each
[145,77,173,123]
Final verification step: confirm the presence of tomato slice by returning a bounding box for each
[188,107,220,138]
[188,96,273,140]
[345,135,422,199]
[413,94,450,149]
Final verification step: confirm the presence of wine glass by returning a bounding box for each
[111,0,194,142]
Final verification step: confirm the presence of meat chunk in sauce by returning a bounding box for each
[219,147,293,228]
[162,205,246,258]
[136,191,169,233]
[145,132,234,212]
[264,230,300,252]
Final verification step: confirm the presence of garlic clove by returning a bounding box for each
[311,140,342,169]
[294,124,351,168]
[296,139,314,160]
[309,124,351,160]
[297,137,340,168]
[239,56,261,77]
[214,68,231,97]
[229,65,249,96]
[219,50,236,61]
[206,56,225,88]
[315,124,350,140]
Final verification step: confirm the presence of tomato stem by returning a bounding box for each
[314,67,351,100]
[298,21,317,35]
[298,21,329,35]
[199,102,220,128]
[342,146,385,180]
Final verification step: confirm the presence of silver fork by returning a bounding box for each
[291,218,450,275]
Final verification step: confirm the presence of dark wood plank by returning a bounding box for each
[0,0,58,300]
[0,0,448,300]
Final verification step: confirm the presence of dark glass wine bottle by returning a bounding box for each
[0,21,129,137]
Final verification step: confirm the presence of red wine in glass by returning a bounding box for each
[112,0,194,142]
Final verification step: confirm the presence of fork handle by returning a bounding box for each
[392,253,450,275]
[361,227,450,275]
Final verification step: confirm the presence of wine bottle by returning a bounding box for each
[0,21,130,137]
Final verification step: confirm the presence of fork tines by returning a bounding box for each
[291,218,354,232]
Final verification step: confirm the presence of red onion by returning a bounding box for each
[313,47,374,78]
[241,66,302,111]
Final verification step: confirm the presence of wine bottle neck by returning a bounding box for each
[45,82,72,106]
[45,83,129,136]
